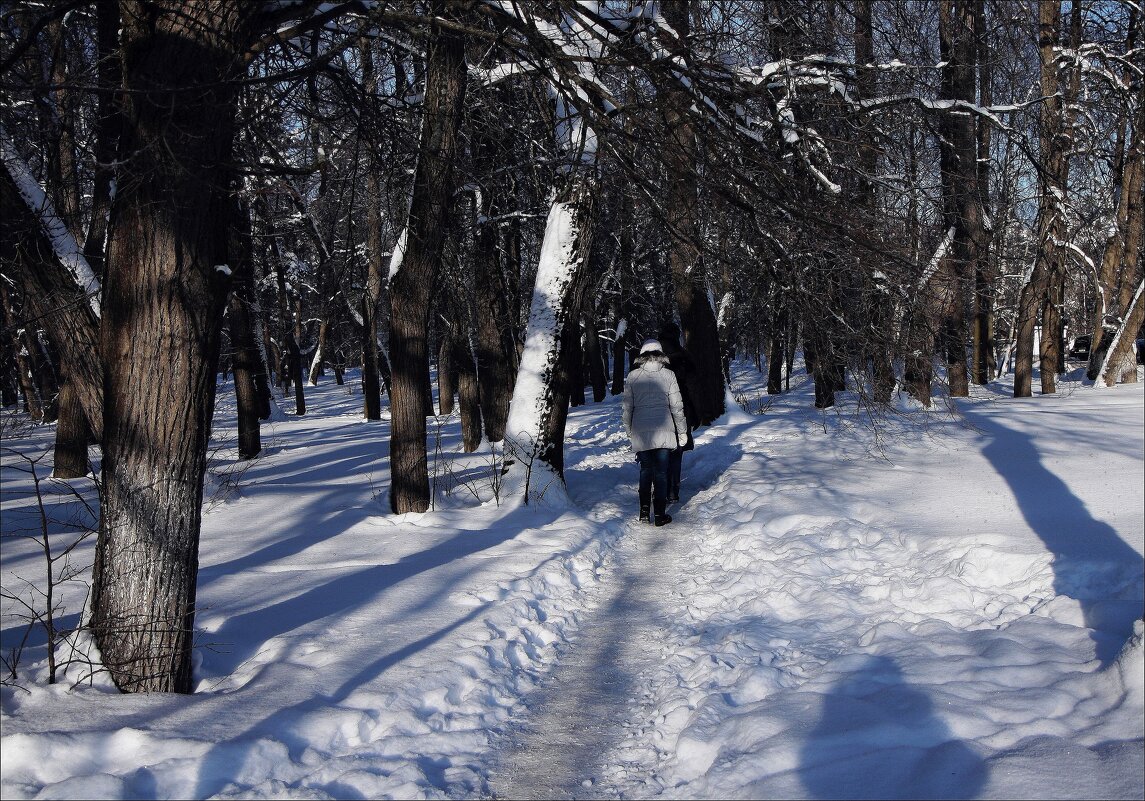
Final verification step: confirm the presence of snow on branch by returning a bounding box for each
[0,125,101,318]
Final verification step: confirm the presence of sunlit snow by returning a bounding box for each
[1,360,1142,800]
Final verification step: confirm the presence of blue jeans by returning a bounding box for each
[637,448,670,518]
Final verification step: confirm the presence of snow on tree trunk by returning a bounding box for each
[0,146,103,442]
[1099,279,1144,387]
[0,126,101,319]
[502,173,597,505]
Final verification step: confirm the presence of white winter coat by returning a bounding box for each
[622,352,686,453]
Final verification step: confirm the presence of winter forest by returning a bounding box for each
[0,0,1143,797]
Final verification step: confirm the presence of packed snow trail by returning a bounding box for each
[488,519,690,799]
[487,417,747,799]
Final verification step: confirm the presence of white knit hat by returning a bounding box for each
[639,338,662,354]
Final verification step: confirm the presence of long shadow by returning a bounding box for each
[959,403,1144,666]
[800,655,987,799]
[201,504,560,677]
[191,501,607,799]
[192,602,491,800]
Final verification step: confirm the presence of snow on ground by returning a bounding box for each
[1,362,1142,800]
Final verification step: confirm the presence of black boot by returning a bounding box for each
[654,512,672,526]
[653,499,671,526]
[639,485,652,523]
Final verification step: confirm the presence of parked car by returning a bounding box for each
[1067,334,1091,360]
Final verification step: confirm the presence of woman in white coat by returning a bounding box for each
[622,339,687,525]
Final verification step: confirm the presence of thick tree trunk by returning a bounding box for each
[469,101,519,442]
[388,5,467,513]
[938,0,988,399]
[505,170,597,492]
[91,1,256,693]
[472,222,517,440]
[1088,17,1142,379]
[52,367,90,478]
[657,0,724,425]
[1099,279,1144,386]
[1016,1,1079,397]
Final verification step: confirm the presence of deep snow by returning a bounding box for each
[1,361,1142,800]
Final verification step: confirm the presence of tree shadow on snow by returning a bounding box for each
[959,403,1144,666]
[799,655,987,800]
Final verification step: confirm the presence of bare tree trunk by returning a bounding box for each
[853,0,895,403]
[446,315,483,452]
[227,198,271,459]
[657,0,724,425]
[584,311,607,403]
[0,160,103,440]
[438,324,457,416]
[1016,0,1079,397]
[938,0,987,399]
[972,0,996,385]
[360,38,387,421]
[92,0,257,693]
[0,284,42,421]
[1099,279,1144,386]
[767,292,785,395]
[52,365,90,477]
[507,170,598,487]
[1091,63,1144,381]
[388,4,467,513]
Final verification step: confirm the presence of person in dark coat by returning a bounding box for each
[659,323,699,504]
[622,339,686,525]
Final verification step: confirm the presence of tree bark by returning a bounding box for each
[1089,46,1144,380]
[937,0,987,399]
[505,170,598,489]
[388,3,467,513]
[226,198,271,459]
[657,0,724,425]
[971,0,996,385]
[360,36,386,421]
[1099,279,1144,386]
[92,1,258,693]
[1016,0,1078,397]
[0,160,103,440]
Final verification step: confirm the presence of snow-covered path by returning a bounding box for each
[488,519,685,799]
